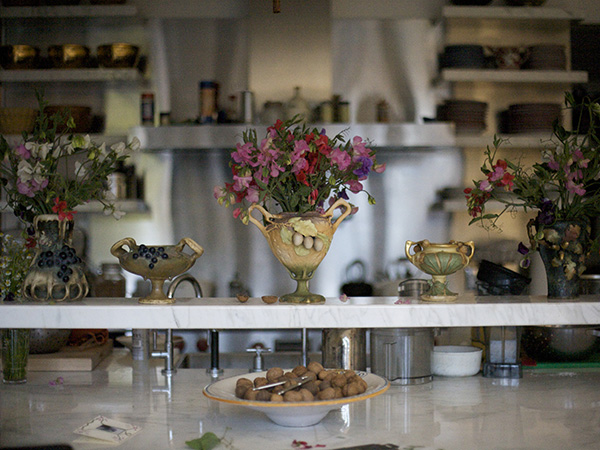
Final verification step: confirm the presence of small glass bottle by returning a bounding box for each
[286,86,311,122]
[94,263,126,298]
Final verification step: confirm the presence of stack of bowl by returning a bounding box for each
[524,45,566,70]
[437,99,488,133]
[502,103,561,134]
[439,45,486,69]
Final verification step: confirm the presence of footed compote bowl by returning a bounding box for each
[405,239,474,302]
[110,237,204,304]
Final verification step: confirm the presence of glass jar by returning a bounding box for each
[94,263,126,297]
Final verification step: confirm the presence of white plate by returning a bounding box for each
[203,370,389,427]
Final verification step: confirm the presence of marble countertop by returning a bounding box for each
[2,349,600,450]
[2,294,600,329]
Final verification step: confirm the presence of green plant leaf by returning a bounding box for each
[185,432,221,450]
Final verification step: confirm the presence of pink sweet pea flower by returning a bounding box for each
[548,157,560,171]
[373,162,386,173]
[233,174,252,191]
[347,179,363,194]
[15,144,30,159]
[330,148,351,171]
[245,186,259,203]
[17,180,35,197]
[351,136,371,157]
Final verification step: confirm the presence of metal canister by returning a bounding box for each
[140,92,154,126]
[239,90,255,124]
[370,328,434,385]
[199,80,218,124]
[322,328,366,370]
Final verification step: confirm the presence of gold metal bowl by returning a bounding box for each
[48,44,90,69]
[0,45,40,69]
[97,43,139,68]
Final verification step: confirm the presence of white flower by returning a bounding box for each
[97,142,108,162]
[26,142,53,160]
[111,142,127,156]
[74,161,87,180]
[112,209,126,220]
[31,162,47,185]
[17,160,33,181]
[129,137,141,152]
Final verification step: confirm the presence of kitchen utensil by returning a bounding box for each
[110,237,204,304]
[203,370,389,427]
[97,43,139,68]
[521,325,600,362]
[341,259,373,296]
[476,259,531,295]
[48,44,90,68]
[0,44,39,69]
[580,274,600,294]
[322,328,367,370]
[432,345,482,377]
[370,328,434,385]
[29,329,71,354]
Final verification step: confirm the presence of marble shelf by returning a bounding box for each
[2,294,600,329]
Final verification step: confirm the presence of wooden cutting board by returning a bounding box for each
[27,339,113,372]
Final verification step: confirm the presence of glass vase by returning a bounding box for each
[2,329,30,384]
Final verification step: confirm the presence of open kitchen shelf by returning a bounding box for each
[455,133,552,149]
[442,6,581,21]
[0,4,137,18]
[440,69,588,84]
[0,68,143,83]
[0,199,148,215]
[131,123,458,152]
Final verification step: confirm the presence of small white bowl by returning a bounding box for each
[432,345,483,377]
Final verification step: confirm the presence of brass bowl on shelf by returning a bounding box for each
[47,44,90,69]
[0,45,40,69]
[97,43,139,68]
[0,107,37,135]
[111,237,204,304]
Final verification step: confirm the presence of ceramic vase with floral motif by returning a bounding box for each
[248,199,351,304]
[533,220,590,299]
[23,214,89,302]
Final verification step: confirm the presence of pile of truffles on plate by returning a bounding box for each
[235,361,368,402]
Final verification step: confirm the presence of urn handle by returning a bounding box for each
[324,198,352,232]
[247,204,274,236]
[405,240,428,265]
[175,237,205,262]
[110,237,138,259]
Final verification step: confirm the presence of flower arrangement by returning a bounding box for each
[0,232,35,302]
[0,93,140,225]
[464,92,600,268]
[214,117,386,223]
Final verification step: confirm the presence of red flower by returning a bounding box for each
[308,189,319,205]
[52,197,76,221]
[296,170,310,187]
[25,237,36,248]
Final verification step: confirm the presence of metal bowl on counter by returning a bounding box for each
[48,44,90,69]
[521,326,600,362]
[0,45,40,69]
[97,43,139,68]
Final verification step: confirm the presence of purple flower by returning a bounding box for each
[353,156,372,179]
[518,242,530,255]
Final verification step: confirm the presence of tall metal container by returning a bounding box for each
[370,328,433,385]
[321,328,366,370]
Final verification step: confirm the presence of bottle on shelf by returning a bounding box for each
[285,86,311,122]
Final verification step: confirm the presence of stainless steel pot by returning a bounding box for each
[521,325,600,362]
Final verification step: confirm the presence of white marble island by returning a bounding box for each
[2,294,600,329]
[1,349,600,450]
